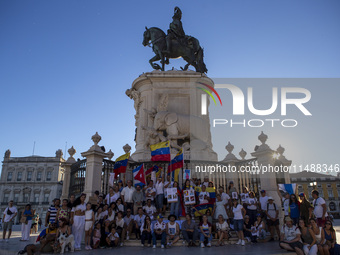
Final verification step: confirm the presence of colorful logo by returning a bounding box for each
[197,82,222,115]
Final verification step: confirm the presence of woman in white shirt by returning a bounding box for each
[71,193,86,251]
[216,214,229,246]
[105,186,120,204]
[232,199,246,246]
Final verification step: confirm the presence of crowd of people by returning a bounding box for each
[1,176,339,255]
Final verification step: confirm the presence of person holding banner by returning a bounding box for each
[168,182,181,218]
[183,179,195,217]
[198,185,210,204]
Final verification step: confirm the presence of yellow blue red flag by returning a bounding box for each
[150,141,171,161]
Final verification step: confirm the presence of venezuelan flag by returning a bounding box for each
[150,141,171,161]
[145,165,163,178]
[193,203,214,217]
[168,149,184,174]
[206,187,216,203]
[113,152,130,175]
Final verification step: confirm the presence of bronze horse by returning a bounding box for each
[142,27,207,73]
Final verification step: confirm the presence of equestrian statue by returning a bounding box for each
[142,7,207,73]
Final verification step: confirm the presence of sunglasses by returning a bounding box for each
[325,222,331,225]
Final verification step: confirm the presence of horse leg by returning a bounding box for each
[180,63,190,71]
[149,55,161,70]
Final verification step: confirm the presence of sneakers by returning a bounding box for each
[85,246,90,250]
[207,242,211,247]
[6,239,9,243]
[236,239,242,245]
[241,240,245,246]
[141,244,144,247]
[120,243,124,247]
[246,237,251,242]
[126,235,130,241]
[153,245,156,249]
[167,242,172,247]
[200,243,205,248]
[161,245,165,249]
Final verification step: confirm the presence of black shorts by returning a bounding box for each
[163,197,168,205]
[267,219,279,226]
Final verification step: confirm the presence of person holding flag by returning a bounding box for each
[168,149,183,182]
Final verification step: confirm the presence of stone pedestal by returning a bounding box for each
[126,70,217,162]
[61,146,76,200]
[81,133,109,201]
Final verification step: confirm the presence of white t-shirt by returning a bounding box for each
[221,193,230,204]
[107,212,115,222]
[246,197,257,210]
[145,187,156,201]
[281,225,301,241]
[282,197,290,216]
[121,186,135,203]
[134,214,146,227]
[108,232,119,241]
[259,196,268,211]
[155,181,164,195]
[164,181,173,196]
[71,203,86,213]
[105,192,120,204]
[143,205,157,220]
[153,221,166,232]
[313,197,328,218]
[3,206,18,222]
[199,191,210,204]
[233,204,244,220]
[216,221,229,231]
[266,203,278,219]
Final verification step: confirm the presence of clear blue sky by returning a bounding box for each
[0,1,339,171]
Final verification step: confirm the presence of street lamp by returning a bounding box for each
[309,181,317,189]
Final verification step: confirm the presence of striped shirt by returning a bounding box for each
[48,205,58,223]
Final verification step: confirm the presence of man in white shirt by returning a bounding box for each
[134,207,146,239]
[2,200,18,242]
[218,186,230,205]
[144,180,156,202]
[155,177,164,214]
[265,197,280,241]
[259,190,268,216]
[279,217,304,255]
[277,187,290,217]
[198,185,210,204]
[163,175,173,213]
[311,190,328,227]
[152,215,166,248]
[121,180,136,213]
[202,176,209,188]
[143,199,157,220]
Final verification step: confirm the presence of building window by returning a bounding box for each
[17,172,22,181]
[37,172,42,181]
[328,190,334,198]
[319,190,323,197]
[43,193,49,202]
[14,193,19,203]
[3,193,9,203]
[27,171,32,181]
[24,193,29,203]
[327,184,331,188]
[7,172,13,181]
[46,171,52,181]
[34,193,40,203]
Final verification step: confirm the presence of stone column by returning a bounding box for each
[276,145,292,184]
[221,142,239,192]
[61,146,76,200]
[251,132,282,216]
[81,132,110,202]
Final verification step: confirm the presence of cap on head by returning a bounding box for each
[157,214,164,219]
[268,196,273,201]
[299,193,305,197]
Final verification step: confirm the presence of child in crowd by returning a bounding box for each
[84,202,94,250]
[106,227,120,248]
[92,222,102,249]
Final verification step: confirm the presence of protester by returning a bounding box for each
[164,175,174,213]
[85,202,94,250]
[134,207,146,239]
[121,180,136,213]
[183,179,195,217]
[181,214,198,246]
[45,198,60,226]
[92,222,102,249]
[152,215,166,248]
[170,181,181,219]
[20,204,34,241]
[299,193,313,226]
[115,211,126,246]
[289,194,300,226]
[2,200,17,242]
[259,190,268,217]
[71,193,86,251]
[132,185,144,215]
[279,217,304,255]
[232,199,246,246]
[198,185,210,204]
[105,187,119,204]
[106,207,115,222]
[31,211,39,234]
[212,194,228,220]
[100,219,112,248]
[245,191,258,225]
[311,190,328,227]
[106,227,120,248]
[143,199,157,220]
[67,194,76,209]
[141,215,152,247]
[240,187,249,206]
[227,181,237,197]
[216,214,229,246]
[243,215,253,243]
[218,186,231,205]
[145,180,156,202]
[298,218,317,255]
[254,213,267,242]
[199,214,212,248]
[166,214,180,247]
[277,187,290,218]
[155,176,165,214]
[123,208,135,240]
[116,198,125,213]
[319,220,340,255]
[38,222,58,253]
[265,197,280,241]
[56,199,71,224]
[55,218,73,252]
